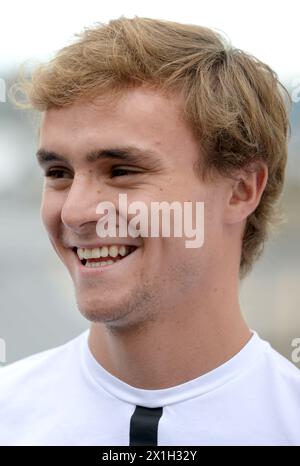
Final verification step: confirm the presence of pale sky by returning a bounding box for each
[0,0,299,83]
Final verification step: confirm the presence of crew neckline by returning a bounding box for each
[80,329,270,407]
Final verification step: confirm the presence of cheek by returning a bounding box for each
[40,189,62,241]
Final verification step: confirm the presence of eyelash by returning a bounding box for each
[44,167,141,179]
[44,168,70,179]
[110,167,139,177]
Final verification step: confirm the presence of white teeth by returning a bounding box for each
[101,246,109,257]
[76,245,133,260]
[108,246,118,258]
[119,246,126,257]
[77,248,84,260]
[85,249,93,259]
[91,247,101,258]
[85,259,115,268]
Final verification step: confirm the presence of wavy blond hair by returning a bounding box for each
[13,16,291,277]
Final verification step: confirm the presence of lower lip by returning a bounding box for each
[73,249,139,276]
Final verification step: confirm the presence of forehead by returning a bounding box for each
[39,87,200,166]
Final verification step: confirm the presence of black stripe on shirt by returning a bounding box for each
[129,405,163,446]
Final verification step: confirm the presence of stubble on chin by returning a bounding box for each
[75,281,162,333]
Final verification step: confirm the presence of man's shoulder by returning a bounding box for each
[0,331,87,394]
[260,339,300,394]
[266,343,300,375]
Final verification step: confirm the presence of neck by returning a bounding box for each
[88,277,251,390]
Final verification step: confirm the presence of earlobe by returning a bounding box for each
[225,162,268,225]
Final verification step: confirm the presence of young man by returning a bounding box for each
[1,16,299,446]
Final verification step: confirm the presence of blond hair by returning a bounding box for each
[13,16,291,277]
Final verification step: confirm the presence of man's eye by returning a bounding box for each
[44,168,71,179]
[111,167,141,178]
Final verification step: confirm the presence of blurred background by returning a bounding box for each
[0,0,299,367]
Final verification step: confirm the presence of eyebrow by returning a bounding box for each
[36,146,162,167]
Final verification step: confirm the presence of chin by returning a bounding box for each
[76,295,119,321]
[76,289,159,331]
[76,289,140,326]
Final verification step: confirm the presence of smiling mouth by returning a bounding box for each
[72,245,138,268]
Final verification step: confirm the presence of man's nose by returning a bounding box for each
[61,175,105,234]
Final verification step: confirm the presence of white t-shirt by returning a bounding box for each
[0,330,299,446]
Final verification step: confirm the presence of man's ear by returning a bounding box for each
[224,161,268,225]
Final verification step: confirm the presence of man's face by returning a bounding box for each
[38,87,228,329]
